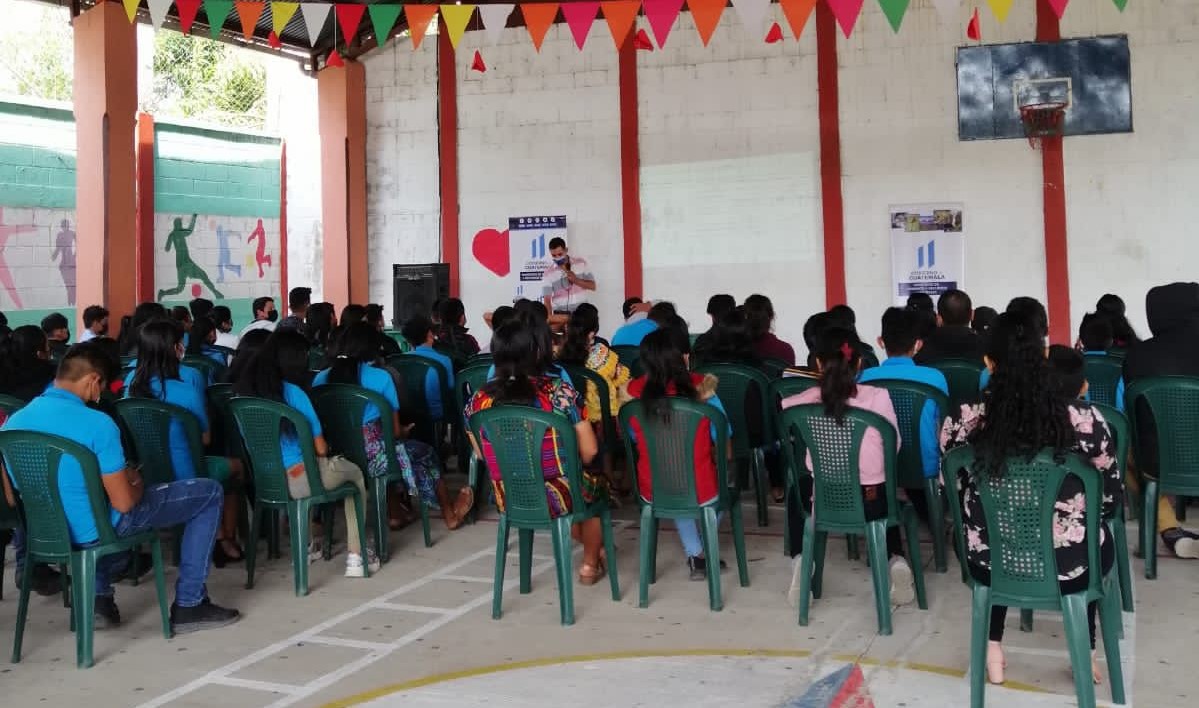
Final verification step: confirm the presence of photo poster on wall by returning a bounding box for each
[508,215,567,303]
[889,203,965,305]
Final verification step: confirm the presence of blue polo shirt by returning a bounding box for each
[125,363,207,399]
[281,382,322,468]
[313,363,400,425]
[860,356,949,479]
[409,346,456,421]
[123,376,209,480]
[611,319,658,347]
[3,388,126,544]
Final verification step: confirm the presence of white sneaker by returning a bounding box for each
[308,541,324,564]
[344,551,381,578]
[889,557,915,606]
[787,555,805,608]
[1171,533,1199,559]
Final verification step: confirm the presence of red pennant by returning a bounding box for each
[1047,0,1069,17]
[176,0,201,33]
[764,21,783,43]
[967,7,981,40]
[335,3,366,46]
[633,28,655,51]
[268,30,282,48]
[643,0,684,48]
[561,1,600,50]
[327,50,344,68]
[471,50,487,72]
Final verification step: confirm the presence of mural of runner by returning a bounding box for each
[248,218,272,278]
[158,214,225,301]
[51,219,76,306]
[0,207,36,309]
[214,221,242,283]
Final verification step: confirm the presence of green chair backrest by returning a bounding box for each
[206,383,244,460]
[1125,376,1199,496]
[0,394,27,417]
[1083,355,1124,408]
[776,404,900,531]
[457,364,493,421]
[943,445,1103,605]
[308,346,327,372]
[211,344,235,360]
[863,379,949,490]
[768,376,820,405]
[384,330,413,353]
[0,430,117,562]
[310,384,399,479]
[385,355,440,441]
[466,353,494,369]
[612,345,643,378]
[433,343,468,373]
[1091,402,1128,521]
[113,398,205,485]
[228,396,328,504]
[468,405,584,527]
[182,355,225,383]
[562,365,617,453]
[618,398,731,516]
[695,363,773,455]
[931,358,985,411]
[760,358,789,380]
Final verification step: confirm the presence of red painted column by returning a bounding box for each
[1037,0,1070,345]
[815,3,846,309]
[437,25,460,298]
[135,112,155,304]
[279,140,289,306]
[317,60,369,309]
[618,37,642,300]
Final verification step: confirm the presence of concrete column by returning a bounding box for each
[317,60,369,309]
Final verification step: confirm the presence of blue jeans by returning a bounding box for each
[96,478,223,608]
[676,513,725,558]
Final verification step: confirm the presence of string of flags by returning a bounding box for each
[120,0,1132,69]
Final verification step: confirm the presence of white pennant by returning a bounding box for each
[732,0,772,39]
[146,0,172,28]
[300,2,333,47]
[931,0,961,21]
[478,3,515,46]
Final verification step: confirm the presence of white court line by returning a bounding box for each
[437,574,495,584]
[304,636,394,652]
[209,676,302,695]
[372,602,454,615]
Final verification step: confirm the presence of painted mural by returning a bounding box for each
[154,213,280,303]
[0,206,77,312]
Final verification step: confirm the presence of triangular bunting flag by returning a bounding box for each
[633,27,654,50]
[521,4,559,52]
[561,2,600,50]
[966,6,980,39]
[234,1,264,40]
[825,0,864,37]
[1112,0,1128,10]
[732,0,771,40]
[764,21,783,42]
[986,0,1013,22]
[147,0,172,28]
[643,0,684,48]
[441,5,476,49]
[206,0,234,38]
[300,3,331,46]
[121,0,139,23]
[478,3,515,45]
[176,0,201,32]
[472,50,487,72]
[688,0,726,46]
[335,4,365,46]
[601,1,640,50]
[877,0,909,32]
[1047,0,1069,18]
[778,0,816,38]
[367,4,402,44]
[327,50,344,68]
[930,0,959,20]
[268,30,282,48]
[404,5,439,49]
[272,2,299,37]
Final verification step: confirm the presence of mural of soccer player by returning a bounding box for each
[0,207,36,309]
[158,214,225,301]
[51,219,77,305]
[212,221,242,283]
[247,218,272,278]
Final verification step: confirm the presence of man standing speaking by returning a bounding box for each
[542,237,596,319]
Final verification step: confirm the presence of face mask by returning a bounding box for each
[553,256,568,266]
[267,310,279,323]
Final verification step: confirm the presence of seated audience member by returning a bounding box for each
[906,292,935,314]
[971,306,998,339]
[80,306,110,343]
[0,326,58,401]
[2,342,240,632]
[1122,282,1199,559]
[223,328,272,384]
[693,307,762,370]
[306,302,337,352]
[482,305,515,353]
[240,296,277,338]
[906,293,938,340]
[915,289,984,364]
[120,302,168,356]
[781,327,912,607]
[435,298,481,358]
[235,330,379,575]
[41,312,71,359]
[171,306,193,332]
[465,319,610,585]
[941,312,1121,686]
[1096,293,1140,351]
[313,323,469,530]
[626,326,732,581]
[210,305,238,349]
[189,297,214,324]
[1047,345,1089,401]
[827,304,879,368]
[277,287,311,334]
[611,301,675,348]
[798,311,832,372]
[745,294,796,366]
[340,304,367,329]
[1077,312,1125,409]
[402,315,456,422]
[692,294,737,353]
[366,303,402,358]
[621,296,653,324]
[186,316,228,369]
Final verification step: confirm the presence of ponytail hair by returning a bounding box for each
[481,319,540,404]
[639,326,696,422]
[130,319,183,400]
[812,326,861,422]
[557,304,599,366]
[328,322,376,385]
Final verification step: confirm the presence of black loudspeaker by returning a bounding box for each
[392,263,450,328]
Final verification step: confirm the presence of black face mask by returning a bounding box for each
[267,310,279,323]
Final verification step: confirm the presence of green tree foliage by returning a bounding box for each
[0,7,73,101]
[148,32,267,128]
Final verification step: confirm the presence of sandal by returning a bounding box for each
[451,487,475,522]
[986,641,1006,685]
[578,557,606,586]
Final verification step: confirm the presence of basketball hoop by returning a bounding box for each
[1019,102,1067,149]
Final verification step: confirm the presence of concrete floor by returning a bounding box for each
[0,501,1195,708]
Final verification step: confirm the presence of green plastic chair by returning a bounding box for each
[768,376,820,403]
[229,396,370,596]
[0,394,27,417]
[0,470,21,599]
[760,358,789,379]
[561,365,618,461]
[1083,355,1124,408]
[383,330,412,353]
[456,364,494,523]
[777,404,927,635]
[695,364,774,527]
[1091,402,1134,614]
[208,384,282,558]
[930,359,985,412]
[468,406,620,625]
[310,383,433,561]
[1125,376,1199,579]
[182,355,225,384]
[768,376,820,555]
[943,445,1125,708]
[466,353,494,368]
[864,379,951,572]
[618,399,750,611]
[385,355,441,445]
[612,345,643,378]
[1,431,170,668]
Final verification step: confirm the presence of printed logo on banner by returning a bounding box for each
[917,240,936,269]
[889,204,965,304]
[508,215,568,302]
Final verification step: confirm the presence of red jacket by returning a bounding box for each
[626,373,720,504]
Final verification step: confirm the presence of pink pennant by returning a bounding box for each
[561,1,600,50]
[825,0,864,37]
[764,21,783,43]
[1047,0,1069,18]
[633,28,655,50]
[643,0,685,49]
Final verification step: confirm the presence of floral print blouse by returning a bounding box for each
[940,401,1124,581]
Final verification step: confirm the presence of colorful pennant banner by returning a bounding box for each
[826,0,864,37]
[334,3,365,45]
[643,0,684,49]
[601,0,640,49]
[478,3,515,45]
[779,0,816,38]
[177,0,202,33]
[521,3,559,52]
[440,4,476,49]
[367,3,402,44]
[234,1,263,40]
[986,0,1014,22]
[561,1,600,50]
[300,2,332,46]
[272,1,298,36]
[147,0,172,28]
[877,0,909,32]
[404,4,439,50]
[1047,0,1070,17]
[205,0,234,39]
[688,0,726,46]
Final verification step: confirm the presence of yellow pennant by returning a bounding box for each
[271,2,299,36]
[440,5,476,49]
[122,0,140,22]
[986,0,1014,22]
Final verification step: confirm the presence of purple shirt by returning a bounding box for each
[753,333,796,367]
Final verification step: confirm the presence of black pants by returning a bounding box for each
[786,480,903,559]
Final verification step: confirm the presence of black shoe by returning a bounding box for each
[21,564,62,597]
[687,556,707,581]
[94,595,121,629]
[170,598,241,635]
[111,552,154,583]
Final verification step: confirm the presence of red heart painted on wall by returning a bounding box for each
[472,228,510,277]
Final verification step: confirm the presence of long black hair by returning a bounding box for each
[973,312,1073,477]
[233,329,312,401]
[1096,293,1139,346]
[224,327,273,385]
[743,294,776,341]
[480,319,541,404]
[187,317,217,356]
[812,326,861,422]
[120,302,168,355]
[328,322,377,385]
[696,307,759,367]
[0,325,52,396]
[639,325,696,422]
[130,319,183,399]
[306,302,336,349]
[557,304,599,366]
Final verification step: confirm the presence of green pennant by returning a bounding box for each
[1112,0,1128,10]
[877,0,909,32]
[368,4,403,45]
[205,0,235,39]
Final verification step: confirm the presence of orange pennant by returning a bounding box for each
[404,4,439,49]
[687,0,725,46]
[778,0,816,39]
[234,1,264,40]
[601,1,640,50]
[521,4,559,52]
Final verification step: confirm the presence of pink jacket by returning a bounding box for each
[781,384,900,487]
